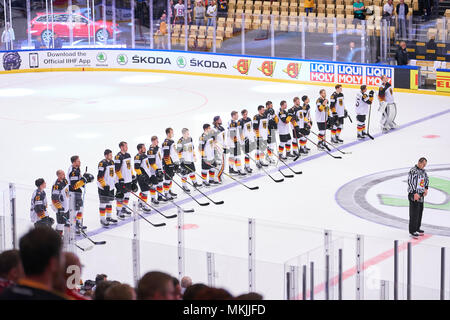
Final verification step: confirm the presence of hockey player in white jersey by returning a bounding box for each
[31,178,54,229]
[278,100,295,160]
[355,85,374,139]
[177,128,201,192]
[378,75,398,132]
[97,149,118,226]
[51,170,70,234]
[199,124,220,186]
[240,109,256,174]
[329,84,346,144]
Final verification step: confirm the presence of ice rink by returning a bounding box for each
[0,70,449,299]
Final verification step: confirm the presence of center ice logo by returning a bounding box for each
[336,164,450,236]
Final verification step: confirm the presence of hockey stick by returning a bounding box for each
[177,170,224,205]
[130,192,179,218]
[309,130,352,155]
[272,153,302,175]
[163,171,207,207]
[304,136,342,159]
[155,188,196,213]
[80,229,106,245]
[221,170,259,190]
[263,150,294,177]
[76,243,94,252]
[366,103,375,140]
[246,154,284,183]
[122,202,166,227]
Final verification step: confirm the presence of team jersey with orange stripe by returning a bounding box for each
[67,166,85,193]
[147,145,163,172]
[30,189,48,223]
[378,82,394,103]
[227,119,243,144]
[315,97,329,123]
[134,152,152,179]
[114,152,133,183]
[240,117,255,141]
[330,92,345,117]
[51,178,69,212]
[97,159,116,189]
[252,114,268,139]
[177,137,195,164]
[162,138,179,166]
[278,109,293,135]
[199,132,215,161]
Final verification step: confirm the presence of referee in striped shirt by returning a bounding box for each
[407,157,429,238]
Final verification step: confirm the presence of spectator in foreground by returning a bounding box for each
[173,277,183,300]
[62,252,90,300]
[104,283,136,300]
[182,283,208,300]
[236,292,264,300]
[0,228,67,300]
[180,276,192,294]
[0,250,24,295]
[94,280,120,300]
[395,41,408,65]
[353,0,365,20]
[137,271,176,300]
[304,0,314,16]
[193,287,233,300]
[396,0,409,39]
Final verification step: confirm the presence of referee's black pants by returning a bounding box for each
[409,197,424,234]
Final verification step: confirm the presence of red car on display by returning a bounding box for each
[28,12,120,43]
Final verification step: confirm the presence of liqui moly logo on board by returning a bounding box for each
[366,67,393,86]
[337,65,363,84]
[310,63,335,82]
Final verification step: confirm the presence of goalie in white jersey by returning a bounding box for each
[378,75,398,132]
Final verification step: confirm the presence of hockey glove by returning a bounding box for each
[83,173,94,183]
[156,169,164,182]
[369,90,374,97]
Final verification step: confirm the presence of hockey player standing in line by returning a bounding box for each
[212,116,226,183]
[329,84,346,144]
[355,85,374,139]
[114,142,136,218]
[316,89,330,150]
[300,96,312,154]
[67,155,94,234]
[147,136,164,205]
[162,128,180,200]
[289,97,303,157]
[51,170,70,235]
[199,124,219,186]
[265,101,278,164]
[240,109,255,174]
[97,149,118,227]
[278,100,295,160]
[253,105,269,168]
[30,178,54,228]
[134,144,153,213]
[177,128,201,192]
[378,75,398,132]
[228,111,246,176]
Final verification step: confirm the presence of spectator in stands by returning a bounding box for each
[0,250,24,295]
[173,277,183,300]
[395,41,409,65]
[0,228,67,300]
[156,13,168,49]
[396,0,409,39]
[137,271,176,300]
[418,0,432,20]
[206,0,217,27]
[217,0,228,18]
[194,1,206,26]
[94,280,120,300]
[304,0,314,16]
[187,0,193,25]
[180,276,192,294]
[353,0,366,21]
[183,283,208,300]
[104,283,136,300]
[382,0,394,22]
[174,0,186,25]
[62,252,90,300]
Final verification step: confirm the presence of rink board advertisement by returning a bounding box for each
[1,49,397,87]
[436,69,450,93]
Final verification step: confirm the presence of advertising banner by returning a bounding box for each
[436,69,450,93]
[0,49,396,88]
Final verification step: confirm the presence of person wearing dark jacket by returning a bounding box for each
[395,41,408,65]
[407,157,429,239]
[396,0,409,39]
